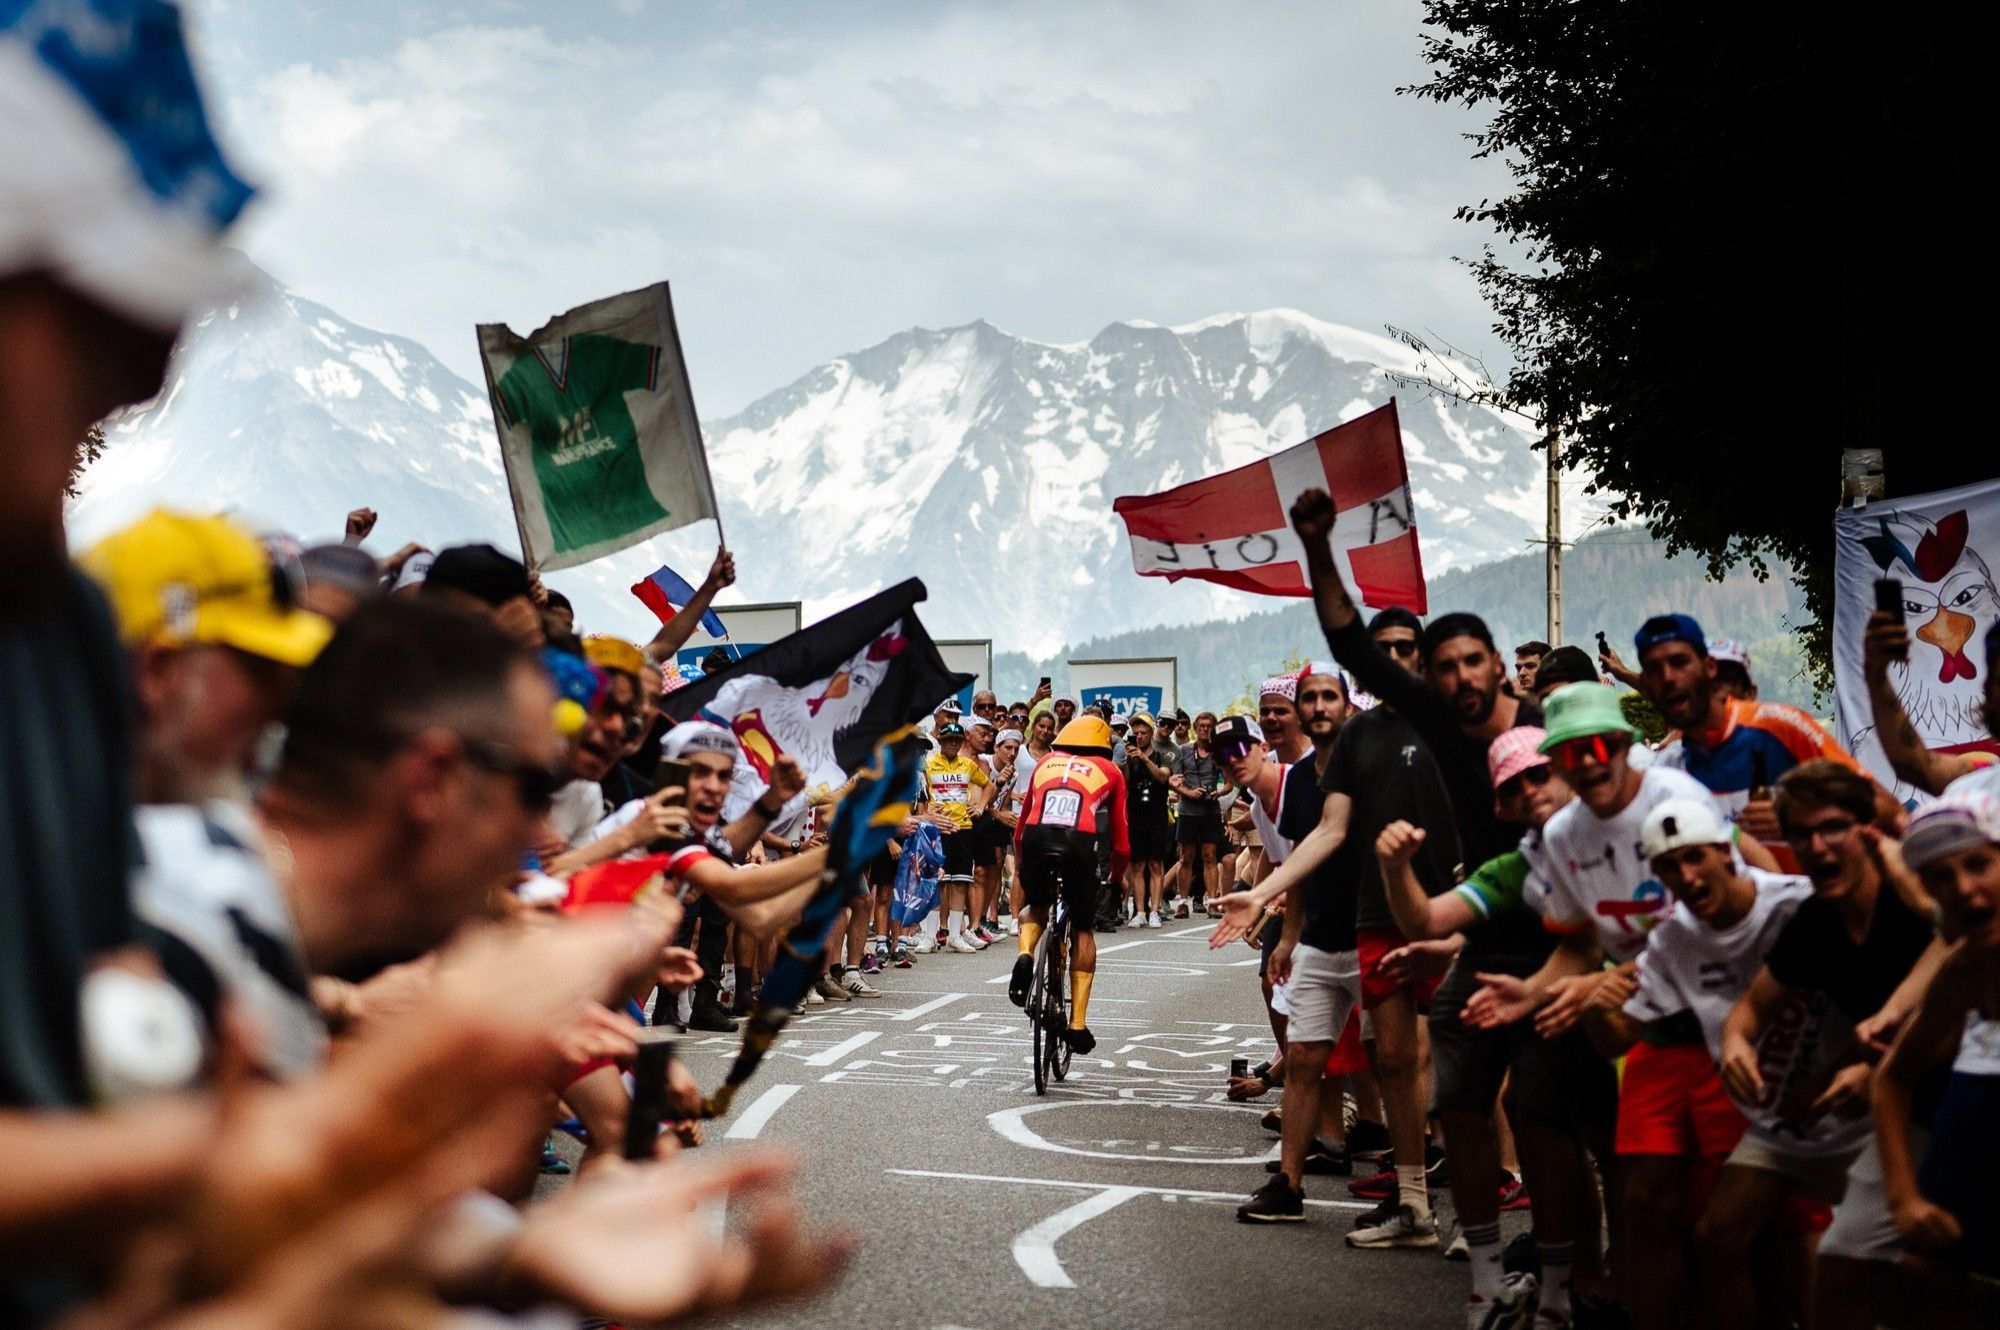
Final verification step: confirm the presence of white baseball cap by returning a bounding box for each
[1640,798,1732,861]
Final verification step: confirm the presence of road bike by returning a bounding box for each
[1025,870,1075,1095]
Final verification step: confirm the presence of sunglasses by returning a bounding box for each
[1381,639,1420,658]
[1550,733,1626,767]
[1220,741,1257,762]
[1496,765,1553,802]
[461,736,566,813]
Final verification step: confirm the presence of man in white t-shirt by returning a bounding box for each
[1589,799,1869,1330]
[1466,683,1743,1330]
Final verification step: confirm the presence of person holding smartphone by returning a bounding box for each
[1169,711,1228,914]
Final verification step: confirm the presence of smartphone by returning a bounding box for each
[1038,676,1051,691]
[623,1031,679,1160]
[1594,630,1609,657]
[1874,578,1904,618]
[653,757,691,807]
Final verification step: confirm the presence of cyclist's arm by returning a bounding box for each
[1107,767,1131,884]
[1243,791,1350,910]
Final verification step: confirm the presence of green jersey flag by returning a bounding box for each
[477,284,719,570]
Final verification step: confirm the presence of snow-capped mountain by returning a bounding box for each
[70,277,1565,655]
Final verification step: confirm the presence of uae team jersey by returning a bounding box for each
[1626,871,1870,1158]
[492,333,670,554]
[1532,766,1727,962]
[922,753,989,831]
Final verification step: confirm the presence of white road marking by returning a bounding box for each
[889,993,970,1021]
[802,1030,881,1066]
[987,1100,1278,1164]
[1011,1186,1145,1288]
[1092,938,1155,954]
[723,1083,801,1139]
[888,1167,1369,1208]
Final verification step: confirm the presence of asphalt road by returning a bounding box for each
[659,919,1469,1330]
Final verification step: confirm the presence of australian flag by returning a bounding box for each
[657,578,971,791]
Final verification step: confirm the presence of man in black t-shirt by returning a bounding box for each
[1721,760,1941,1330]
[1237,665,1360,1222]
[1241,491,1546,1306]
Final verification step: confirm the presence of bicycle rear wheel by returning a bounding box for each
[1029,909,1054,1095]
[1044,900,1073,1084]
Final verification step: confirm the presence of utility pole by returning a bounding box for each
[1546,431,1563,646]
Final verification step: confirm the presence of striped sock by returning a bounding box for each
[1538,1239,1574,1318]
[1464,1221,1503,1301]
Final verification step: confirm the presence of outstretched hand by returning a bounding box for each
[1207,892,1262,948]
[504,1148,855,1321]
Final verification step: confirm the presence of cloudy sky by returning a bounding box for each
[190,0,1512,416]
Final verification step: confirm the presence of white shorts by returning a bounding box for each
[1285,943,1361,1046]
[1820,1130,1922,1263]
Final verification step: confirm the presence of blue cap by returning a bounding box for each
[1634,613,1706,658]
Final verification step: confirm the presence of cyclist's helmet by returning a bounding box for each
[1053,715,1114,757]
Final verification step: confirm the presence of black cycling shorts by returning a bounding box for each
[1018,827,1106,918]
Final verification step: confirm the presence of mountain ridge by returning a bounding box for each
[69,276,1584,657]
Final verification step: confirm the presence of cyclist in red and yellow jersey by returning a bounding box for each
[1009,715,1130,1054]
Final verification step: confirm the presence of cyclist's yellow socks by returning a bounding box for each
[1019,921,1042,955]
[1069,969,1094,1029]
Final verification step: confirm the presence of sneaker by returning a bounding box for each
[911,936,939,955]
[975,923,999,943]
[1008,953,1034,1007]
[946,933,979,954]
[1346,1118,1392,1161]
[686,1000,740,1033]
[1173,899,1192,919]
[1235,1175,1305,1224]
[842,970,881,998]
[1350,1192,1399,1231]
[1425,1139,1450,1188]
[893,952,913,969]
[1147,910,1162,928]
[859,953,883,976]
[1444,1232,1470,1261]
[1259,1108,1283,1135]
[1464,1271,1538,1330]
[1347,1203,1439,1249]
[814,974,852,1002]
[1569,1294,1629,1330]
[1005,917,1018,935]
[804,988,825,1006]
[1062,1026,1096,1055]
[1264,1138,1351,1176]
[1498,1172,1532,1212]
[1348,1167,1396,1201]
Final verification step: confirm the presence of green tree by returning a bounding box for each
[1409,2,1976,679]
[66,424,105,498]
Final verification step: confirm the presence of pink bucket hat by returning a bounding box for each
[1488,726,1551,816]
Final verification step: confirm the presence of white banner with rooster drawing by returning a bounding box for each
[1833,479,2000,801]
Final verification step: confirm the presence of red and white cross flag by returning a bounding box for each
[1111,400,1429,611]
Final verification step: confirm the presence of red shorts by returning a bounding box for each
[1614,1040,1748,1159]
[1357,926,1443,1012]
[1323,1008,1369,1076]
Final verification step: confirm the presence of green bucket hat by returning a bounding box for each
[1537,682,1640,752]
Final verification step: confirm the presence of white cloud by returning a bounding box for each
[206,1,1514,413]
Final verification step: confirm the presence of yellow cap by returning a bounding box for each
[81,510,332,668]
[582,634,647,678]
[1054,715,1115,755]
